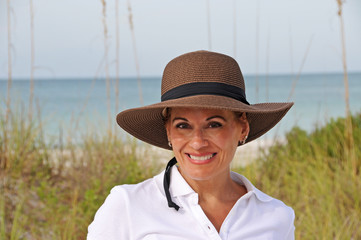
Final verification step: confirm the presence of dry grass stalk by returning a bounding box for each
[287,35,313,101]
[206,0,212,50]
[3,0,13,170]
[337,0,356,175]
[36,100,46,157]
[265,27,270,102]
[337,0,350,117]
[115,0,120,117]
[272,35,313,140]
[255,0,260,102]
[127,0,143,106]
[74,54,106,130]
[29,0,35,120]
[233,0,237,58]
[100,0,112,130]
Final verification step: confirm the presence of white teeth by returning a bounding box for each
[188,154,214,161]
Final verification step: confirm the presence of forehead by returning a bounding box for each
[170,107,235,119]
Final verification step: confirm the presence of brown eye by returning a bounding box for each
[176,123,190,129]
[208,122,222,128]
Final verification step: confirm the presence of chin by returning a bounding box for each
[180,168,217,181]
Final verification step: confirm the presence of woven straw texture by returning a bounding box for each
[162,50,245,95]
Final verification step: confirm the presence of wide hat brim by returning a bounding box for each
[117,95,293,150]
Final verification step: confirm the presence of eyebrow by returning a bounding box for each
[172,117,188,123]
[206,115,226,121]
[172,115,226,123]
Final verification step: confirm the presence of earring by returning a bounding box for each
[241,135,248,145]
[168,141,172,148]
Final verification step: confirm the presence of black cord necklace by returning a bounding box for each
[163,157,180,211]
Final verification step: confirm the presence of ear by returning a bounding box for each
[238,112,250,140]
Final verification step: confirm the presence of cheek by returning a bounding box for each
[214,126,242,147]
[170,135,189,150]
[167,126,192,142]
[167,128,187,148]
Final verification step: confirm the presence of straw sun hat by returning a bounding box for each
[117,50,293,150]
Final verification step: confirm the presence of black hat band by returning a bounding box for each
[161,82,250,105]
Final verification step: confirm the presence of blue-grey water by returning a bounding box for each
[1,72,361,143]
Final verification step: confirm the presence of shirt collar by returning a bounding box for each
[230,171,273,202]
[169,166,195,197]
[170,167,273,202]
[155,166,272,202]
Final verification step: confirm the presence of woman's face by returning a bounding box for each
[165,107,249,182]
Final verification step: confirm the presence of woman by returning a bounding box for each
[87,51,295,239]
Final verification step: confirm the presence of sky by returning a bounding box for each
[0,0,360,79]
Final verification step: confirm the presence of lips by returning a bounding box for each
[186,153,216,164]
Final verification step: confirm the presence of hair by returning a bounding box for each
[162,107,171,123]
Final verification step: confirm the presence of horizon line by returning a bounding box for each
[1,70,361,81]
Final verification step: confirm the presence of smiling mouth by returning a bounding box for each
[187,153,216,161]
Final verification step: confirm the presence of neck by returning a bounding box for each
[179,168,244,202]
[178,167,247,232]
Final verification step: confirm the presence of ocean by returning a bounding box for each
[1,72,361,143]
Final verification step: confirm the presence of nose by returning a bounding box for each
[189,129,208,150]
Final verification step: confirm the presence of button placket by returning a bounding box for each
[187,196,221,239]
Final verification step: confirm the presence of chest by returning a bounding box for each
[127,195,285,240]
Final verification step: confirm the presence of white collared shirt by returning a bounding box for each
[87,166,295,240]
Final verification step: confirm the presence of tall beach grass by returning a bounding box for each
[0,106,162,239]
[238,113,361,239]
[1,104,360,239]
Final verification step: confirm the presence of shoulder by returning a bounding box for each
[96,175,161,210]
[87,172,165,240]
[230,172,295,238]
[263,198,295,240]
[263,196,295,228]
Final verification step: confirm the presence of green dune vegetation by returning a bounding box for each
[238,113,361,239]
[1,106,360,239]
